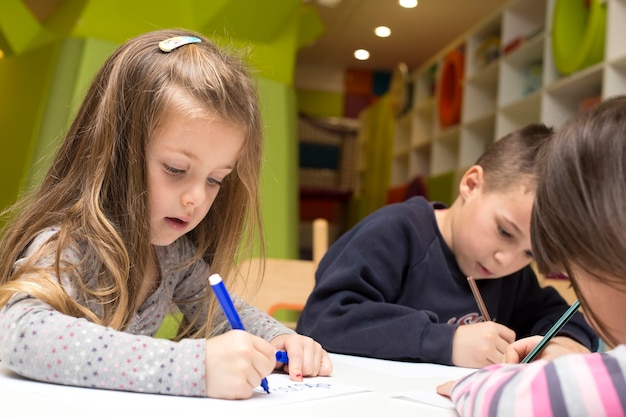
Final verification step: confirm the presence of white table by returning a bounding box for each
[0,353,474,416]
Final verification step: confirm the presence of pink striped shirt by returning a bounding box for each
[450,345,626,417]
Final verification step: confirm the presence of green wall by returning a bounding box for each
[258,79,299,256]
[297,88,345,118]
[28,37,118,190]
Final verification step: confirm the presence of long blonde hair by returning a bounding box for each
[0,29,264,339]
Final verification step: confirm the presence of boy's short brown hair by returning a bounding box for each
[477,123,554,194]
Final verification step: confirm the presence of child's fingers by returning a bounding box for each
[319,351,333,376]
[270,334,332,380]
[285,350,304,381]
[251,338,277,377]
[436,380,456,398]
[504,336,543,363]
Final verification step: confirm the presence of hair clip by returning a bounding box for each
[158,36,201,53]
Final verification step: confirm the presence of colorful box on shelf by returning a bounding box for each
[552,0,606,75]
[438,48,464,128]
[579,95,602,112]
[522,62,543,96]
[474,36,500,69]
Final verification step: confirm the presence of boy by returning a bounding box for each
[296,124,598,368]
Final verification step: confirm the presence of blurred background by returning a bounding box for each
[1,0,618,264]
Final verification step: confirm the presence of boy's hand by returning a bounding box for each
[451,321,516,368]
[269,333,333,381]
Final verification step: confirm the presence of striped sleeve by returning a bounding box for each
[449,345,626,417]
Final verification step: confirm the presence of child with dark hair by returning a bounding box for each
[297,123,597,368]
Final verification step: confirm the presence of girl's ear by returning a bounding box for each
[459,165,484,200]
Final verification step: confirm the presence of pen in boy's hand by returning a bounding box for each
[467,276,491,321]
[209,274,270,394]
[521,300,581,364]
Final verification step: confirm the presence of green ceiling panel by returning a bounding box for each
[200,0,300,43]
[0,0,40,55]
[24,0,89,53]
[41,0,90,35]
[1,0,325,83]
[297,4,325,49]
[71,0,196,42]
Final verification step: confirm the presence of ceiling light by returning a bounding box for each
[375,26,391,38]
[317,0,342,6]
[354,49,370,60]
[399,0,418,8]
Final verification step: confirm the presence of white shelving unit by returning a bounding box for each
[383,0,626,189]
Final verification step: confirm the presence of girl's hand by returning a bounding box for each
[503,335,542,363]
[451,321,516,368]
[504,335,591,363]
[204,330,275,399]
[436,380,456,398]
[270,333,333,381]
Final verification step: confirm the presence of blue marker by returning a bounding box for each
[521,300,581,364]
[209,274,270,394]
[275,350,289,364]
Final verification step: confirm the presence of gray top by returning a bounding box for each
[0,227,294,396]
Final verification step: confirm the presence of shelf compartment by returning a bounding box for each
[605,55,626,97]
[413,64,438,106]
[431,129,460,176]
[499,32,545,107]
[463,60,499,122]
[543,63,603,127]
[410,143,432,178]
[607,0,626,61]
[459,113,496,168]
[466,13,503,78]
[411,104,434,147]
[496,92,542,138]
[501,0,546,50]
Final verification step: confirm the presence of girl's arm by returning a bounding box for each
[238,300,295,340]
[445,347,626,416]
[0,295,208,396]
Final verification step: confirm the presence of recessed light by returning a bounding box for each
[354,49,370,60]
[375,26,391,38]
[399,0,418,8]
[317,0,342,6]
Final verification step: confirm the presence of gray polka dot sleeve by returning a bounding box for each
[0,228,294,396]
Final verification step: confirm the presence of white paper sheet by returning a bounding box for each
[0,365,368,416]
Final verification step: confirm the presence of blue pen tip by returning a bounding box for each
[261,377,270,394]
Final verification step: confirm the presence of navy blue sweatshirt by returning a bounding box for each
[296,197,598,365]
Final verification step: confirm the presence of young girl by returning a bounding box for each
[437,95,626,415]
[297,123,597,368]
[0,29,331,400]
